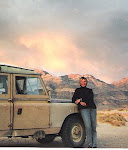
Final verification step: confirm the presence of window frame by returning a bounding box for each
[0,73,10,99]
[13,74,49,100]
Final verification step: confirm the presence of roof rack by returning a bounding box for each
[0,64,40,75]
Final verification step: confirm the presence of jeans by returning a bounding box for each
[80,109,97,147]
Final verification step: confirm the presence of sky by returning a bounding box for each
[0,0,128,83]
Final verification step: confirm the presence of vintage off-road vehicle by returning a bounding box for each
[0,64,86,147]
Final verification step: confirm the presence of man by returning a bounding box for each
[72,77,97,148]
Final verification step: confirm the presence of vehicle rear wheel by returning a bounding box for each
[61,115,86,147]
[36,134,56,144]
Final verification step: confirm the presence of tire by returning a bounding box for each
[61,115,86,147]
[36,134,56,144]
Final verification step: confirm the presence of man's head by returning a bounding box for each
[80,77,88,87]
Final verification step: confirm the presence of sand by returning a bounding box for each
[97,122,128,148]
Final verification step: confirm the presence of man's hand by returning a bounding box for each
[80,102,86,106]
[75,99,81,104]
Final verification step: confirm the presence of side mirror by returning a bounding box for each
[48,90,51,96]
[47,90,51,102]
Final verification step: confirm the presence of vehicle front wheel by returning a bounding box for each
[61,115,86,147]
[36,134,56,144]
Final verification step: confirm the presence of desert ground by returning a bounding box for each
[0,109,128,148]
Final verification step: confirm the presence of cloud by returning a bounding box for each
[18,31,96,74]
[0,0,128,83]
[0,31,104,79]
[71,9,128,82]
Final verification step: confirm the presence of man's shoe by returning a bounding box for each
[93,147,97,148]
[88,146,92,148]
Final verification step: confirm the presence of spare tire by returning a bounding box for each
[36,134,56,144]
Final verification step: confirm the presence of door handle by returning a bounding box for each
[8,99,12,102]
[17,108,22,115]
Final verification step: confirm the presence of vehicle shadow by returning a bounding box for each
[0,137,87,148]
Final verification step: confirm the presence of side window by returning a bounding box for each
[16,76,46,95]
[0,75,8,94]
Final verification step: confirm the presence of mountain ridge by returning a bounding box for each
[35,69,128,109]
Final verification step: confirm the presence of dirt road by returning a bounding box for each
[0,122,128,148]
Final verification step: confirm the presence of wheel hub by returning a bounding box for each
[71,123,83,143]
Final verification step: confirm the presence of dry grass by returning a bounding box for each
[97,112,127,127]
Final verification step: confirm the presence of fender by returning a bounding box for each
[49,103,79,128]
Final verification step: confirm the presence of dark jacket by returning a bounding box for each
[72,86,96,110]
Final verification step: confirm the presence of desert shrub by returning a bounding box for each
[101,109,111,112]
[107,109,111,111]
[117,108,128,111]
[97,112,127,127]
[117,108,124,111]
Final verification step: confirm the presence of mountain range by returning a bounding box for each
[36,69,128,109]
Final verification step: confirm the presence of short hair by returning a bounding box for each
[80,76,87,81]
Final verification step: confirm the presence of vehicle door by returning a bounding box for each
[12,74,50,129]
[0,73,12,136]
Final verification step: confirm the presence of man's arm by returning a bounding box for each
[72,89,79,103]
[87,89,94,101]
[80,101,86,106]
